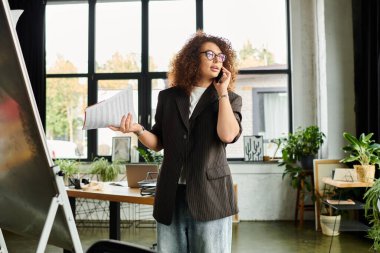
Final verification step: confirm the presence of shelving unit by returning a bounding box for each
[322,199,369,231]
[322,177,371,231]
[321,177,372,252]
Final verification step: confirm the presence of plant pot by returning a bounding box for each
[320,214,341,236]
[354,165,375,183]
[299,155,315,170]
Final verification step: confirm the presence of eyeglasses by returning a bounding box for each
[200,50,226,63]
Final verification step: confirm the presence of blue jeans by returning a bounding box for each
[157,185,232,253]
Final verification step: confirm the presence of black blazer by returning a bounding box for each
[150,85,242,225]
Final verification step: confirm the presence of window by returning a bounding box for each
[45,77,88,159]
[226,75,289,158]
[204,0,290,158]
[203,0,288,70]
[45,0,290,160]
[149,0,195,71]
[151,78,170,127]
[97,80,138,157]
[46,3,88,74]
[96,2,141,73]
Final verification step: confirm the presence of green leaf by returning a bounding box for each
[364,133,374,142]
[134,146,163,164]
[343,132,360,147]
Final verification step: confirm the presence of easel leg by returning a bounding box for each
[35,166,83,253]
[53,167,83,253]
[0,229,8,253]
[36,196,60,253]
[63,197,76,253]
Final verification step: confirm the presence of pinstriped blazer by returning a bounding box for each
[150,84,242,225]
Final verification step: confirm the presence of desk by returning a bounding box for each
[67,183,238,239]
[67,185,154,240]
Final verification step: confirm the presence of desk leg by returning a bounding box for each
[109,201,121,240]
[63,197,76,253]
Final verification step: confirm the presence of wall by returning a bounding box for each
[290,0,356,159]
[290,0,318,128]
[324,0,356,159]
[230,163,298,220]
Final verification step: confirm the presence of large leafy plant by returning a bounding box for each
[340,132,380,166]
[280,126,325,192]
[281,126,326,163]
[364,179,380,251]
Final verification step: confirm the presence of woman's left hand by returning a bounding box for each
[213,66,231,96]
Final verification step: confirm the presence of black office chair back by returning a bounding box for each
[86,240,156,253]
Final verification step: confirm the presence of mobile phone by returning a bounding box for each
[215,69,223,83]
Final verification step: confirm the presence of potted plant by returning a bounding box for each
[320,209,341,236]
[134,146,163,165]
[280,126,326,190]
[340,132,380,183]
[55,159,79,186]
[364,179,380,250]
[90,157,122,182]
[319,188,342,236]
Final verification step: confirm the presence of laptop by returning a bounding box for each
[126,164,159,188]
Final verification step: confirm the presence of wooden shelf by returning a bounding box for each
[339,220,370,232]
[322,200,366,210]
[322,177,373,188]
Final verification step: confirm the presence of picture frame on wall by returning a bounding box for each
[112,136,131,162]
[244,135,263,161]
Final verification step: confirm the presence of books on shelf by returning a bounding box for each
[326,199,355,205]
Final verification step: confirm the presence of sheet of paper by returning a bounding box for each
[10,10,23,28]
[83,88,136,130]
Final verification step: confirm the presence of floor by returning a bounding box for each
[1,221,373,253]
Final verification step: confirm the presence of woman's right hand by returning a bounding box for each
[109,113,142,134]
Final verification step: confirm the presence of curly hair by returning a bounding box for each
[167,31,237,95]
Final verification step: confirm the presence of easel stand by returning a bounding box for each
[0,228,8,253]
[36,166,83,253]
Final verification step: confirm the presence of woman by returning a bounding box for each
[110,31,242,253]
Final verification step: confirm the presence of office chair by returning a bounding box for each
[86,240,156,253]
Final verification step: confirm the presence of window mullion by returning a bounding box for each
[140,0,149,129]
[88,0,97,161]
[286,0,293,133]
[196,0,203,30]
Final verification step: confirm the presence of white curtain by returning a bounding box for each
[263,93,288,140]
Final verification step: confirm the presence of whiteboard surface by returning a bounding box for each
[0,0,74,250]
